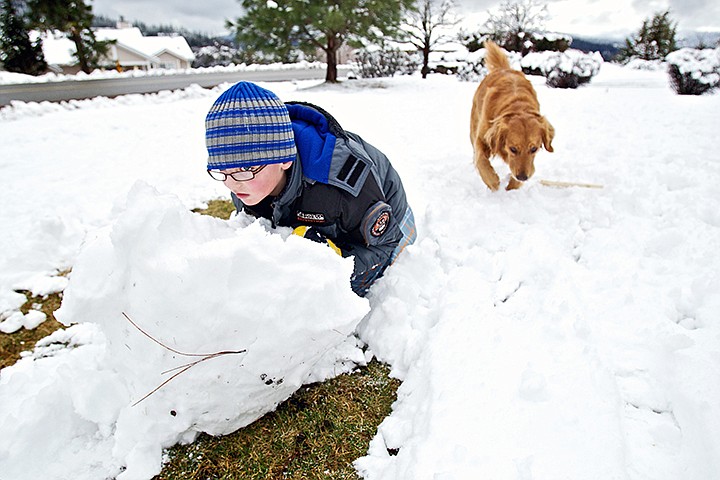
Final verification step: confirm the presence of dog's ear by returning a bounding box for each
[484,120,506,152]
[541,117,555,153]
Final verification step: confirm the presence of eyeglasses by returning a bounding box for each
[207,165,267,182]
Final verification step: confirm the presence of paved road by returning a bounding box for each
[0,67,332,106]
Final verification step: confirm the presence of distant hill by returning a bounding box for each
[569,31,720,62]
[91,14,232,48]
[570,37,620,61]
[677,30,720,48]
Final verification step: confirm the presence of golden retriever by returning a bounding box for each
[470,41,555,191]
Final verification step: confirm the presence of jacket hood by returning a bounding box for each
[286,102,347,185]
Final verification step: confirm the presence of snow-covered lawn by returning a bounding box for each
[1,64,719,479]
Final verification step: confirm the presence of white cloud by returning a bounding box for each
[90,0,719,39]
[92,0,241,34]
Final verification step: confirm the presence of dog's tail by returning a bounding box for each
[483,40,511,71]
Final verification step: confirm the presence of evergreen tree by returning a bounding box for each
[27,0,110,73]
[402,0,460,79]
[92,14,119,28]
[133,20,222,49]
[618,10,678,62]
[0,0,47,74]
[229,0,414,83]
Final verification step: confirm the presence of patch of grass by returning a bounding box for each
[0,290,65,369]
[156,360,399,480]
[192,199,235,220]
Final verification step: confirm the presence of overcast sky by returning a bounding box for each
[91,0,720,40]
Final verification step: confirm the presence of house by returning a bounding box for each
[40,26,195,74]
[38,31,77,73]
[95,27,195,71]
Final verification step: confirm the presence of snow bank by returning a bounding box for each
[0,182,368,480]
[0,60,328,85]
[0,83,219,122]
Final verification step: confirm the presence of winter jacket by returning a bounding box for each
[231,102,414,296]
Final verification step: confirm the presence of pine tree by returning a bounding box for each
[27,0,109,73]
[618,10,678,62]
[0,0,47,74]
[229,0,414,83]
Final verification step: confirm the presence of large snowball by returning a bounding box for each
[1,181,368,480]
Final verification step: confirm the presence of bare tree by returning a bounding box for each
[484,0,548,53]
[402,0,460,78]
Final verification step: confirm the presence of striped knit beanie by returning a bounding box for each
[205,82,297,170]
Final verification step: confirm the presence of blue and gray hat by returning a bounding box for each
[205,81,297,170]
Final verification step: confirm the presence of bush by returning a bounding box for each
[353,48,420,78]
[454,45,601,88]
[665,47,720,95]
[521,49,603,88]
[427,42,472,76]
[192,43,241,68]
[456,49,486,82]
[455,47,522,83]
[527,32,572,53]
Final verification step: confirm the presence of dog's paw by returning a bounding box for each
[506,177,524,190]
[481,172,501,191]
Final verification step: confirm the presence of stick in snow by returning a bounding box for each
[539,179,604,189]
[121,312,246,407]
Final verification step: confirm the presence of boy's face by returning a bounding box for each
[222,161,293,206]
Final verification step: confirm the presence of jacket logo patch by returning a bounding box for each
[297,211,326,223]
[371,212,390,237]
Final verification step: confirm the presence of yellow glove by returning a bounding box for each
[293,226,342,256]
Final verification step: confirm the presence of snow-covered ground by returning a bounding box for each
[1,64,719,480]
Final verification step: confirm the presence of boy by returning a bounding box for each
[205,81,415,296]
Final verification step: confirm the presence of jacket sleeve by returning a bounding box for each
[339,182,404,296]
[333,135,410,296]
[345,244,396,296]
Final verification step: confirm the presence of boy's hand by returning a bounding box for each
[292,226,342,256]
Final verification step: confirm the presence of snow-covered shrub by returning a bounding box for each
[428,42,470,75]
[665,47,720,95]
[624,58,665,70]
[520,51,545,77]
[521,49,603,88]
[192,44,240,68]
[455,49,485,82]
[456,48,522,83]
[353,48,420,78]
[528,32,572,53]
